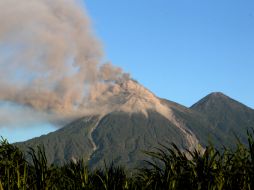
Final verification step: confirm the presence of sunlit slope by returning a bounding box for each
[15,83,254,167]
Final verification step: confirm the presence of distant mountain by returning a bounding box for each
[15,81,254,168]
[191,92,254,146]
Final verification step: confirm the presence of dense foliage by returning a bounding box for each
[1,130,254,190]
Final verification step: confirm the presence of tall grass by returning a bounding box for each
[0,137,28,190]
[1,130,254,189]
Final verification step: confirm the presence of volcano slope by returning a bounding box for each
[191,92,254,147]
[15,80,254,168]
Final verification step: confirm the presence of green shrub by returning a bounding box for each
[1,129,254,190]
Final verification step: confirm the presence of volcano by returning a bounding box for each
[16,80,254,168]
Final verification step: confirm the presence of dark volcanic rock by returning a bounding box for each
[15,89,254,168]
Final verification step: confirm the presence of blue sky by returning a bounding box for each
[1,0,254,143]
[85,0,254,107]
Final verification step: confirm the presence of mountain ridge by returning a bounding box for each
[191,92,254,145]
[15,82,254,168]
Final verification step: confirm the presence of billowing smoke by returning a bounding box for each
[0,0,129,127]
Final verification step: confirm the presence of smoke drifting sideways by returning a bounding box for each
[0,0,129,128]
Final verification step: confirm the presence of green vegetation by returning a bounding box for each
[2,130,254,190]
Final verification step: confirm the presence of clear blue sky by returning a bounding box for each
[1,0,254,143]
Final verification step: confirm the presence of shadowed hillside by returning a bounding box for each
[15,90,254,168]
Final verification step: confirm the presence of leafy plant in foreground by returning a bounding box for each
[1,129,254,189]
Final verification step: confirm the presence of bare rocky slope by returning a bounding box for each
[15,80,254,168]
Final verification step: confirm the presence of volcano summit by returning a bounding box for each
[16,80,254,168]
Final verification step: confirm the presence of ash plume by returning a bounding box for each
[0,0,129,126]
